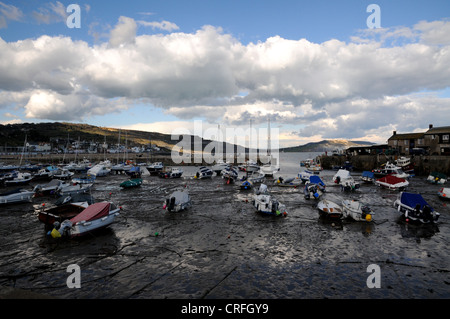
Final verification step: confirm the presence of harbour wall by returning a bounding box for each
[319,154,450,176]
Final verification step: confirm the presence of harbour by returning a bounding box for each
[0,152,448,299]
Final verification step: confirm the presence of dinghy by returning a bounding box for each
[147,162,164,175]
[56,182,93,197]
[427,172,447,185]
[317,200,343,220]
[274,176,302,187]
[438,187,449,199]
[51,201,121,238]
[375,175,409,190]
[342,199,374,222]
[393,192,440,224]
[33,179,64,197]
[53,168,74,180]
[0,188,34,205]
[333,169,360,192]
[298,170,314,183]
[4,172,33,186]
[37,201,89,229]
[222,166,239,184]
[361,171,375,183]
[120,178,142,188]
[163,189,192,212]
[252,184,288,217]
[248,171,265,184]
[159,167,183,178]
[194,166,213,179]
[240,180,253,190]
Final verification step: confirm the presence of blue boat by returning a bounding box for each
[240,180,253,190]
[394,192,440,224]
[361,171,375,183]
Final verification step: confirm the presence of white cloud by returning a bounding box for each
[138,20,179,32]
[1,17,450,145]
[0,1,23,28]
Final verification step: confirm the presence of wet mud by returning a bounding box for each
[0,156,449,299]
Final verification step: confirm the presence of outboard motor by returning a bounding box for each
[168,196,176,211]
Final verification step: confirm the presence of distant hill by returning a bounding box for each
[281,139,375,152]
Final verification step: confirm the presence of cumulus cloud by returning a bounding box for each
[1,16,450,144]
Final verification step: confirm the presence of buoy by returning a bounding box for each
[155,232,159,237]
[365,214,372,222]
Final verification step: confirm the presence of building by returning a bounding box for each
[424,124,450,155]
[387,131,425,155]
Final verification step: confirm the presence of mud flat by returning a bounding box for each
[0,154,449,301]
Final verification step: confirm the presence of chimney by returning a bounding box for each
[429,124,433,129]
[393,131,396,136]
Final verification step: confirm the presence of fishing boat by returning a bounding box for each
[147,162,164,175]
[159,167,183,178]
[427,172,447,184]
[56,182,93,197]
[194,166,213,179]
[221,166,239,184]
[274,176,302,187]
[0,188,35,205]
[393,192,440,224]
[252,184,288,217]
[361,171,375,183]
[4,171,33,186]
[395,157,415,174]
[333,169,360,192]
[120,178,143,188]
[36,201,89,229]
[375,175,409,190]
[317,199,343,220]
[438,187,449,200]
[163,189,192,212]
[33,179,64,197]
[342,199,374,222]
[50,201,121,238]
[373,162,410,179]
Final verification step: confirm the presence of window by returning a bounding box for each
[443,135,449,142]
[404,140,408,145]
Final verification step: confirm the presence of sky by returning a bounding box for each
[1,0,450,148]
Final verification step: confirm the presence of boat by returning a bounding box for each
[0,188,34,205]
[147,162,164,175]
[274,176,302,187]
[342,199,374,222]
[53,168,74,180]
[395,157,415,174]
[211,160,231,175]
[260,163,280,177]
[36,201,89,229]
[307,163,322,173]
[194,166,213,179]
[427,172,447,184]
[304,175,326,199]
[361,171,375,183]
[375,175,409,190]
[33,179,64,196]
[120,178,143,188]
[87,164,111,177]
[317,200,343,220]
[248,171,265,184]
[56,182,93,197]
[372,162,410,179]
[240,180,253,190]
[4,171,33,186]
[51,201,121,238]
[125,166,142,178]
[298,170,314,183]
[333,169,360,191]
[32,166,58,180]
[438,187,449,200]
[72,174,96,184]
[393,192,440,224]
[238,160,260,173]
[252,184,288,217]
[221,166,239,184]
[163,189,192,212]
[159,167,183,178]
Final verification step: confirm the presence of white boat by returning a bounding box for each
[194,166,213,179]
[211,160,231,175]
[56,182,93,197]
[333,169,360,191]
[51,201,121,238]
[4,172,33,186]
[260,163,280,177]
[373,162,410,179]
[395,157,415,174]
[221,166,239,184]
[163,189,192,212]
[317,200,343,220]
[252,184,288,217]
[0,188,34,205]
[342,199,374,222]
[33,179,64,196]
[87,164,111,177]
[238,160,260,173]
[308,163,322,173]
[375,175,409,190]
[159,167,183,178]
[147,162,164,175]
[438,187,449,199]
[33,166,58,180]
[427,172,447,184]
[248,171,265,184]
[72,174,96,184]
[394,192,440,224]
[274,176,302,187]
[53,168,74,180]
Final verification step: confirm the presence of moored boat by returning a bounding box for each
[120,178,143,188]
[163,189,192,212]
[194,166,213,179]
[438,187,449,199]
[342,199,374,222]
[159,167,183,178]
[393,192,440,224]
[252,184,288,217]
[317,199,343,220]
[427,172,447,184]
[221,166,238,184]
[361,171,375,183]
[0,188,34,205]
[375,175,409,190]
